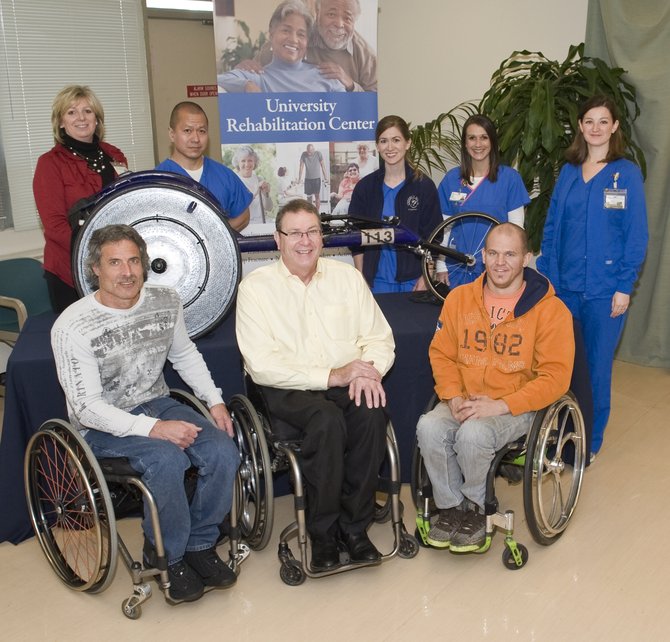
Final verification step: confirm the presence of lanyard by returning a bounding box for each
[460,174,488,207]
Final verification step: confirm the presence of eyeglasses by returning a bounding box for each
[277,228,322,240]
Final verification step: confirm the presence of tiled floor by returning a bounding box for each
[1,360,668,641]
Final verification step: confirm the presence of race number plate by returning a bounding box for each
[360,228,395,245]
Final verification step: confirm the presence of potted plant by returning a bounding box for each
[479,43,645,250]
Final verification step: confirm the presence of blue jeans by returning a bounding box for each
[416,402,534,510]
[84,396,239,565]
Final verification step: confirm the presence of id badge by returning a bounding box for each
[450,191,467,203]
[604,188,627,209]
[112,162,130,175]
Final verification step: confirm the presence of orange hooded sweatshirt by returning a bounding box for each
[429,268,574,416]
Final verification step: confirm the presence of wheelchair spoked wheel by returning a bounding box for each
[410,438,435,548]
[373,422,402,524]
[229,394,274,550]
[24,419,118,593]
[410,437,428,510]
[169,388,214,420]
[523,393,586,545]
[421,212,499,302]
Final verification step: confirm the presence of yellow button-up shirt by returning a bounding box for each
[236,258,395,390]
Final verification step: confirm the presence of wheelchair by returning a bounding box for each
[229,379,420,585]
[23,390,251,619]
[412,393,586,569]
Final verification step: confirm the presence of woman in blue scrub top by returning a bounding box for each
[537,95,648,461]
[349,115,442,293]
[436,115,530,286]
[438,114,529,223]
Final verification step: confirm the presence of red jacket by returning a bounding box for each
[33,142,127,287]
[430,268,575,415]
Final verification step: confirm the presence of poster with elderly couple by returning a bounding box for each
[214,0,379,232]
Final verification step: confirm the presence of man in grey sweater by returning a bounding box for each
[51,224,239,604]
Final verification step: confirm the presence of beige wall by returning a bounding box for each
[377,0,588,127]
[146,0,589,166]
[147,16,222,164]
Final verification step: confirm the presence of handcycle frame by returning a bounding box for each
[237,212,498,302]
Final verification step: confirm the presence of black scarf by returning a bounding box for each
[61,132,116,187]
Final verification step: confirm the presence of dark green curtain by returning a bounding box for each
[586,1,670,367]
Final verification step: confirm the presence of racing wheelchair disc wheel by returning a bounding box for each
[24,420,118,593]
[229,394,274,550]
[523,393,586,545]
[421,212,499,302]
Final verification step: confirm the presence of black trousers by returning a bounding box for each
[259,385,387,539]
[44,270,78,313]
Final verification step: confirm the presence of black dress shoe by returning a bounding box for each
[341,531,381,563]
[311,537,340,572]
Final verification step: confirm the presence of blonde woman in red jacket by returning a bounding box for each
[33,85,128,312]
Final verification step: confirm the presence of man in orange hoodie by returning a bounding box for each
[416,223,574,551]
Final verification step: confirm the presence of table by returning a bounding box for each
[0,293,440,544]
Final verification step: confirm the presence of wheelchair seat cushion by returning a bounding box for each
[268,416,303,442]
[98,457,140,478]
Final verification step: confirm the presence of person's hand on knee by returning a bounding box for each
[150,420,201,449]
[349,376,386,409]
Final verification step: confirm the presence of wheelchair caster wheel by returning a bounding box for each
[122,599,142,620]
[280,560,305,586]
[502,543,528,570]
[398,533,420,559]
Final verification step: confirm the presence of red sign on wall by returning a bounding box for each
[187,84,218,97]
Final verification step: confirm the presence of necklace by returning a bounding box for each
[66,145,108,174]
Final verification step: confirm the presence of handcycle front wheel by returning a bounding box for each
[422,212,499,302]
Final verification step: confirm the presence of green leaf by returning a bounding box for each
[476,42,645,249]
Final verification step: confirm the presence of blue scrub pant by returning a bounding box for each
[557,291,626,454]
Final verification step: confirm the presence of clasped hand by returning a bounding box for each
[328,360,386,408]
[449,395,509,423]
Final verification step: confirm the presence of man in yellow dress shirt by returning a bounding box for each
[235,198,395,572]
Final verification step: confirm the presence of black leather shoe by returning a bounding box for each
[310,537,340,572]
[341,531,381,563]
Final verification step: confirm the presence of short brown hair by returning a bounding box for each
[275,198,319,231]
[85,224,150,288]
[485,222,529,254]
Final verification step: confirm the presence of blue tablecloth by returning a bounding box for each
[0,293,441,544]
